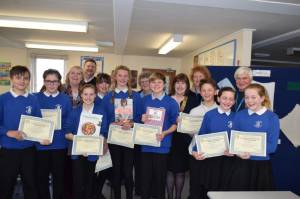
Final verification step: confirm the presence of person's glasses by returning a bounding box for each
[45,80,59,85]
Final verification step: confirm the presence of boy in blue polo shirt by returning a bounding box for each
[0,65,41,199]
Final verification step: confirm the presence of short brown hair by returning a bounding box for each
[149,72,166,84]
[170,73,190,96]
[190,65,211,82]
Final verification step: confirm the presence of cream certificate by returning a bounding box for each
[41,109,61,130]
[229,130,266,157]
[107,125,134,148]
[133,123,161,147]
[18,115,55,143]
[95,150,113,173]
[72,135,104,155]
[177,113,203,134]
[195,131,229,158]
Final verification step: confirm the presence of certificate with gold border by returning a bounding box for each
[229,130,266,157]
[41,109,61,130]
[177,113,203,134]
[72,135,104,155]
[18,115,55,143]
[133,123,161,147]
[107,124,134,148]
[195,131,229,158]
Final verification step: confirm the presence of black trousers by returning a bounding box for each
[36,149,67,199]
[0,147,38,199]
[93,168,112,198]
[72,157,96,199]
[134,145,142,195]
[141,152,168,199]
[109,144,134,199]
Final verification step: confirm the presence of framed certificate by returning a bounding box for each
[146,107,165,126]
[195,131,229,158]
[107,124,134,148]
[41,109,61,130]
[77,113,103,136]
[18,115,55,143]
[133,123,161,147]
[95,150,113,173]
[229,130,266,157]
[72,135,104,156]
[177,113,203,134]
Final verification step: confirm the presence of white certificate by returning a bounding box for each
[77,113,103,136]
[41,109,61,130]
[133,123,161,147]
[107,125,134,148]
[72,135,104,155]
[177,113,203,134]
[95,150,112,173]
[18,115,55,143]
[195,131,229,158]
[229,130,266,157]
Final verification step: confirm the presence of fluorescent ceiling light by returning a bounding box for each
[25,42,98,52]
[0,15,88,32]
[248,0,300,6]
[158,34,183,55]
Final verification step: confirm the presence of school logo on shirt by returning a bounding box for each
[254,121,263,128]
[55,104,62,110]
[26,106,32,114]
[227,121,233,129]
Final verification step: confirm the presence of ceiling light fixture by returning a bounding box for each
[25,42,98,52]
[248,0,300,7]
[0,15,88,32]
[158,34,183,55]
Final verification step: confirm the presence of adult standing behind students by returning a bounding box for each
[138,71,152,98]
[233,66,253,112]
[189,65,211,104]
[83,58,97,86]
[62,65,84,108]
[0,66,41,199]
[35,69,72,199]
[167,73,199,199]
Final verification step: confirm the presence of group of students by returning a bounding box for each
[0,62,280,199]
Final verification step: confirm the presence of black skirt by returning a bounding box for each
[224,157,274,191]
[168,132,192,173]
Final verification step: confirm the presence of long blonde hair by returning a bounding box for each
[245,83,271,109]
[111,65,133,103]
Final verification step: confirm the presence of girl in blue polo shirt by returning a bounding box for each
[35,69,72,199]
[102,65,142,199]
[140,72,179,199]
[65,84,108,199]
[190,87,235,199]
[230,83,280,190]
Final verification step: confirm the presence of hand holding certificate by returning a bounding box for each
[177,113,203,134]
[72,135,104,156]
[195,131,229,158]
[133,123,161,147]
[229,130,266,157]
[18,115,55,143]
[107,124,134,148]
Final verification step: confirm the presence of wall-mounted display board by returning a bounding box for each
[194,40,236,66]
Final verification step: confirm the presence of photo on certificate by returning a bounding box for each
[195,131,229,158]
[146,107,165,126]
[77,113,103,136]
[133,123,161,147]
[114,98,133,122]
[18,114,55,143]
[229,130,267,157]
[177,113,203,134]
[72,135,104,156]
[107,124,134,148]
[41,108,62,130]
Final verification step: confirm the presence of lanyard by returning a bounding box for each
[235,92,244,112]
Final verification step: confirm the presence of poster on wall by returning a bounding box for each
[80,56,104,74]
[0,62,11,86]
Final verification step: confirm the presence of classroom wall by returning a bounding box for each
[0,47,181,93]
[180,28,254,74]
